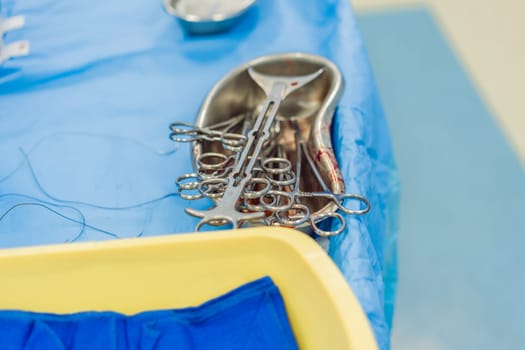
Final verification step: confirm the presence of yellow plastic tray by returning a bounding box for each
[0,227,377,350]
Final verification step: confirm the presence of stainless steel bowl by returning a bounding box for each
[193,52,345,233]
[164,0,256,35]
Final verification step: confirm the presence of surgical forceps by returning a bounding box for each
[176,153,275,202]
[185,67,324,230]
[264,123,370,236]
[169,113,247,152]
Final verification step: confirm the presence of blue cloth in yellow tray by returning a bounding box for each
[0,277,298,350]
[0,0,399,348]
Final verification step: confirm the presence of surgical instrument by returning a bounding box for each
[184,67,324,230]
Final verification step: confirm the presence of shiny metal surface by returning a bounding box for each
[170,119,246,152]
[262,135,370,236]
[164,0,256,35]
[192,53,353,233]
[186,67,324,230]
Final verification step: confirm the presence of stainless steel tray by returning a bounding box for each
[193,53,345,232]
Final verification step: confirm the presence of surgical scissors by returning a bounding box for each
[263,122,370,236]
[299,141,370,216]
[169,113,247,152]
